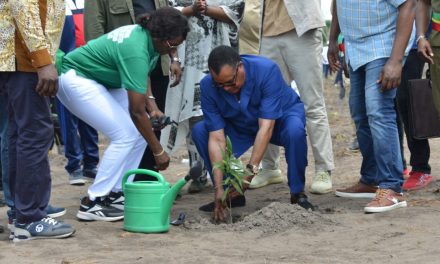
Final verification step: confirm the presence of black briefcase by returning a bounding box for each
[408,78,440,139]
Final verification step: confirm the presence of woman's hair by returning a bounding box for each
[208,46,241,75]
[136,7,189,40]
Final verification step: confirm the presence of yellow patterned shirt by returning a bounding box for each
[0,0,64,72]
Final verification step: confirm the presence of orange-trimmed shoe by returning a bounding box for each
[364,189,407,213]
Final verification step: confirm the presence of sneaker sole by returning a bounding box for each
[47,209,67,218]
[69,179,87,186]
[13,230,75,242]
[249,177,283,189]
[364,201,407,213]
[76,211,124,222]
[335,191,376,199]
[310,186,333,194]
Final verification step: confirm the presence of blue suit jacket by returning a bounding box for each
[200,55,305,137]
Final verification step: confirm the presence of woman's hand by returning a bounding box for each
[154,151,170,170]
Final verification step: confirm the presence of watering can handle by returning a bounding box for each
[121,169,165,192]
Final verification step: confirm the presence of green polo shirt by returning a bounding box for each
[62,25,159,94]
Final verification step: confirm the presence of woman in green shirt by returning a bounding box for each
[57,7,189,222]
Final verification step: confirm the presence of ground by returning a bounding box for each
[1,78,440,264]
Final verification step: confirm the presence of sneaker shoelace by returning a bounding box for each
[371,189,389,202]
[315,172,330,183]
[42,217,58,225]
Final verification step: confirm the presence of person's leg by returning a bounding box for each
[78,119,99,174]
[280,29,334,193]
[58,71,144,201]
[395,99,407,173]
[0,78,13,211]
[186,115,208,193]
[6,72,52,223]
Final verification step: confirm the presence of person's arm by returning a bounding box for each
[84,0,106,41]
[127,90,170,170]
[378,0,417,91]
[208,129,228,221]
[328,0,342,73]
[248,119,275,168]
[416,0,434,64]
[10,0,61,96]
[168,49,182,87]
[204,4,234,24]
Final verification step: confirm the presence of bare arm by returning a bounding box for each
[127,90,169,170]
[328,0,341,73]
[248,119,275,167]
[378,0,417,90]
[416,0,434,63]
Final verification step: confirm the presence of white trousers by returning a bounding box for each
[260,28,335,172]
[57,70,146,200]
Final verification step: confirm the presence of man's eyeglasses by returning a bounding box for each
[166,40,179,49]
[213,63,240,88]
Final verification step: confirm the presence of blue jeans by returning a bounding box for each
[349,58,403,193]
[0,92,13,209]
[55,98,99,173]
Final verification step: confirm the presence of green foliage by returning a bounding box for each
[212,136,248,202]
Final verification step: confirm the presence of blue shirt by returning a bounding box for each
[337,0,414,70]
[200,55,305,136]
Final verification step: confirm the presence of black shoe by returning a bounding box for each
[199,195,246,212]
[83,168,97,179]
[76,196,124,222]
[105,191,124,210]
[290,193,315,211]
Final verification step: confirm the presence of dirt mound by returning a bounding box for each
[184,202,336,235]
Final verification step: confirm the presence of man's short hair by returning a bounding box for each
[208,46,241,75]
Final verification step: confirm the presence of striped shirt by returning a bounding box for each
[337,0,414,71]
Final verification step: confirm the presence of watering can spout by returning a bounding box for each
[161,161,203,221]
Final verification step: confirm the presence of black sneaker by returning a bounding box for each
[76,196,124,222]
[14,217,75,241]
[83,167,98,179]
[105,191,124,210]
[290,192,315,211]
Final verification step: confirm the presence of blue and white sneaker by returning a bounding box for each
[45,205,66,218]
[13,217,75,241]
[77,196,124,222]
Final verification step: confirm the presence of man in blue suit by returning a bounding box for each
[192,46,313,221]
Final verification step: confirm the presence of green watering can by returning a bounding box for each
[122,161,202,233]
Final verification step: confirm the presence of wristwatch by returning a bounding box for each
[246,164,259,175]
[171,57,181,64]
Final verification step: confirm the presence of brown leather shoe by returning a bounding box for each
[335,181,377,198]
[364,189,407,213]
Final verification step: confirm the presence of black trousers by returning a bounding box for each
[0,72,52,223]
[396,50,431,173]
[136,62,169,180]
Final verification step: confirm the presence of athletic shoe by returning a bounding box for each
[348,139,359,151]
[7,216,15,240]
[83,167,98,179]
[249,169,283,189]
[69,169,86,186]
[335,181,378,198]
[402,171,434,191]
[403,168,410,180]
[364,189,407,213]
[13,217,75,241]
[291,192,315,210]
[105,191,125,210]
[76,196,124,222]
[310,171,332,194]
[45,205,66,218]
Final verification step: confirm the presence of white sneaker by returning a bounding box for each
[249,169,283,189]
[310,171,332,194]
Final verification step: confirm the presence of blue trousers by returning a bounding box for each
[192,115,308,194]
[349,58,404,193]
[55,98,99,173]
[1,72,52,223]
[0,92,13,210]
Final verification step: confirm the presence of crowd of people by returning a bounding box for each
[0,0,438,241]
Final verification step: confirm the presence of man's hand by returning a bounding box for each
[154,151,170,171]
[327,41,341,74]
[213,188,228,222]
[36,64,58,96]
[418,38,434,64]
[377,58,402,92]
[169,62,182,87]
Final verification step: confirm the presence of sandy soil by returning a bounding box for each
[1,79,440,264]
